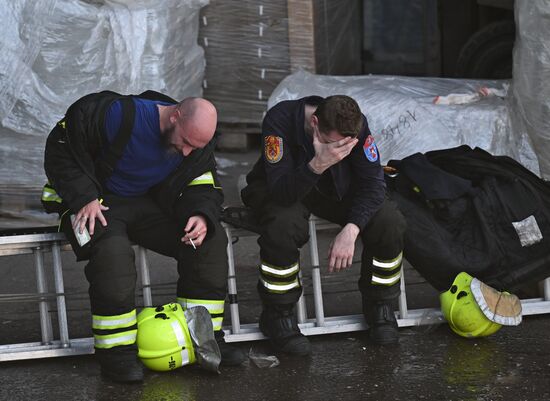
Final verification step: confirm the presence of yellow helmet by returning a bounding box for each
[136,303,196,371]
[440,272,522,338]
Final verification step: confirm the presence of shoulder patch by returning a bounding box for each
[363,135,378,162]
[265,135,283,163]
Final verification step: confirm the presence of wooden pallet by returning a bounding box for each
[216,122,261,151]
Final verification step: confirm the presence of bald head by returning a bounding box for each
[177,97,217,144]
[160,97,217,156]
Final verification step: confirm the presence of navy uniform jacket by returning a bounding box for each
[245,96,386,231]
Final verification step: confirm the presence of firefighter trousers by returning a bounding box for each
[61,193,228,349]
[242,182,406,306]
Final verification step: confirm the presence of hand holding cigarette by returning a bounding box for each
[181,215,208,249]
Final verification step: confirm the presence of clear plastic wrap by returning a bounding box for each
[269,70,539,175]
[0,0,207,227]
[199,0,361,124]
[510,0,550,180]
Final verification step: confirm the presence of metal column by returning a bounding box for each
[544,277,550,301]
[296,270,308,324]
[225,226,241,334]
[308,217,325,327]
[51,243,70,347]
[398,263,409,319]
[33,247,53,345]
[137,246,152,307]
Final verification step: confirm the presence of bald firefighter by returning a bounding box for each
[42,90,245,382]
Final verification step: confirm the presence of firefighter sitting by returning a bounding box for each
[241,95,407,355]
[42,91,246,382]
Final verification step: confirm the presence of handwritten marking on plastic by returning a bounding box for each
[380,108,418,140]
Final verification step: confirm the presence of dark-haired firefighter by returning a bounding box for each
[42,90,246,382]
[241,95,407,355]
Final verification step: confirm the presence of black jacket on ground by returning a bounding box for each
[388,146,550,291]
[43,90,223,234]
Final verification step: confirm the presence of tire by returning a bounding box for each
[456,20,515,79]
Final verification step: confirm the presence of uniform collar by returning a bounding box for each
[297,96,324,151]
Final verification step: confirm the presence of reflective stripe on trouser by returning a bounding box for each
[370,252,403,286]
[258,260,301,295]
[177,297,225,331]
[240,188,310,305]
[92,309,137,349]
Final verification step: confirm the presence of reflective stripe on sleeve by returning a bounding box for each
[41,187,63,203]
[187,171,215,186]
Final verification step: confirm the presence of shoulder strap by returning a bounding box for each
[95,92,177,183]
[137,90,177,104]
[95,97,136,182]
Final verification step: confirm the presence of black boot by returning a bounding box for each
[259,304,311,356]
[362,299,399,345]
[215,331,247,366]
[95,345,144,383]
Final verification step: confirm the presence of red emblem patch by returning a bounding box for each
[363,135,378,162]
[264,135,283,163]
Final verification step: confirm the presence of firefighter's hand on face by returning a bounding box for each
[327,223,360,273]
[73,199,109,236]
[308,129,358,174]
[182,215,208,248]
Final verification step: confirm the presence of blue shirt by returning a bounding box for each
[103,98,183,196]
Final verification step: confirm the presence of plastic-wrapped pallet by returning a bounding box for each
[510,0,550,180]
[199,0,361,124]
[268,70,540,175]
[0,0,207,227]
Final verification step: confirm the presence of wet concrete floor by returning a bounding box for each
[1,150,550,401]
[1,316,550,401]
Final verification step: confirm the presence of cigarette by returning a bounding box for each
[189,237,197,250]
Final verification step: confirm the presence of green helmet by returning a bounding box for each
[440,272,522,338]
[137,303,196,371]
